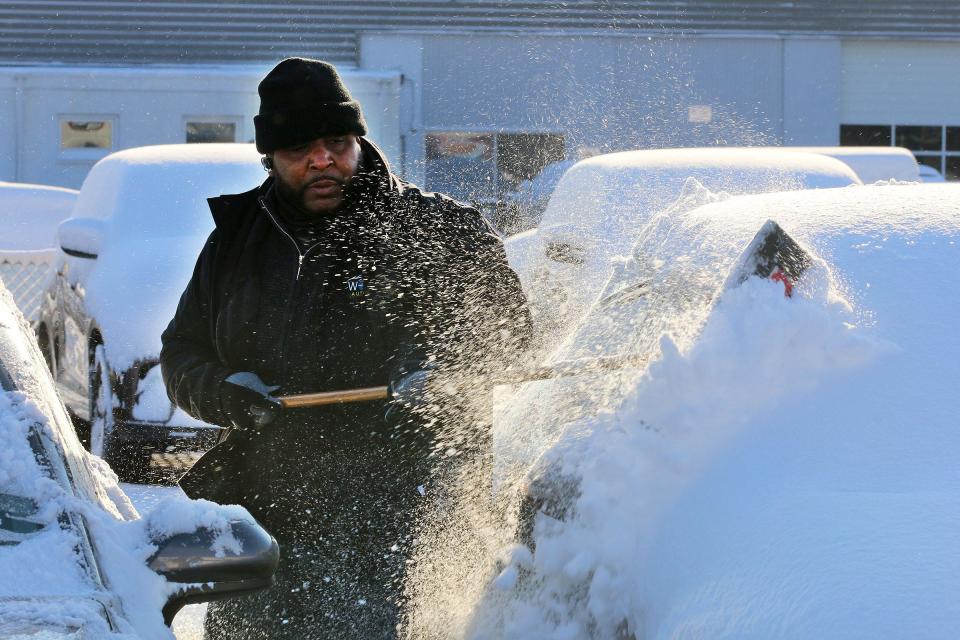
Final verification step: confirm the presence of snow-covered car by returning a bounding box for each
[504,147,862,348]
[0,181,78,326]
[918,163,947,182]
[474,182,960,639]
[787,145,920,183]
[38,144,265,477]
[0,281,278,638]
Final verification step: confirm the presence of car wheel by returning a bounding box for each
[89,343,152,481]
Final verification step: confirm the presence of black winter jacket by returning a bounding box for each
[160,140,531,518]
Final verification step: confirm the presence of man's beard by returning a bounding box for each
[275,173,348,216]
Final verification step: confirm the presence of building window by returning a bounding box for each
[60,119,113,150]
[424,131,565,222]
[947,158,960,181]
[186,121,237,144]
[497,133,566,194]
[947,127,960,152]
[839,124,890,147]
[840,124,960,181]
[425,132,497,205]
[915,154,943,172]
[895,126,941,152]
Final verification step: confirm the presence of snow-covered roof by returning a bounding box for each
[788,146,920,184]
[540,147,861,234]
[72,143,263,232]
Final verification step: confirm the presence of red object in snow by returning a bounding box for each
[770,270,794,297]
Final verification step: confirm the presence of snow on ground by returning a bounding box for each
[472,183,960,638]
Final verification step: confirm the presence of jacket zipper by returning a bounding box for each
[259,197,328,383]
[258,198,325,281]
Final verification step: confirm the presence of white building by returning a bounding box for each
[2,1,959,201]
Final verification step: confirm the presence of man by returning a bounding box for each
[160,58,531,638]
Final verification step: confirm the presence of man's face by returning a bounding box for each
[270,134,362,214]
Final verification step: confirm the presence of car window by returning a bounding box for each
[0,493,45,543]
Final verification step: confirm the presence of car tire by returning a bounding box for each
[89,342,152,482]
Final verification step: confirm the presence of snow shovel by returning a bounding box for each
[276,354,651,408]
[276,220,811,410]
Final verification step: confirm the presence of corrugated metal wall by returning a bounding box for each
[2,1,960,66]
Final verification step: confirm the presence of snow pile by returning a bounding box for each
[471,183,960,638]
[0,387,255,637]
[0,390,135,638]
[143,496,248,558]
[0,392,92,599]
[0,392,64,516]
[477,277,881,638]
[131,365,173,422]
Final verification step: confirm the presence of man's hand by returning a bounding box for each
[220,372,281,429]
[384,369,431,425]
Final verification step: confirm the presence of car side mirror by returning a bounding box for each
[57,217,105,259]
[148,518,280,626]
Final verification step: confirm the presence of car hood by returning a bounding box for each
[83,234,208,372]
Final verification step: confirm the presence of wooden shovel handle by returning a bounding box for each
[278,385,390,409]
[276,354,650,409]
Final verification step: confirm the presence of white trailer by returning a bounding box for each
[0,66,402,190]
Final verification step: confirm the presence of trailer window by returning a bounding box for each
[60,119,113,150]
[186,121,237,144]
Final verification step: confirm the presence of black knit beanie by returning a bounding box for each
[254,57,368,153]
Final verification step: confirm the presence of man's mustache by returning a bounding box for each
[305,174,346,187]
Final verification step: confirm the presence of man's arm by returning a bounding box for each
[382,198,532,439]
[389,195,533,386]
[439,198,533,373]
[160,230,232,426]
